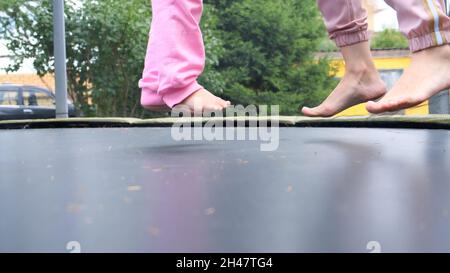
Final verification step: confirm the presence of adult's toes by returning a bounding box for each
[366,101,382,113]
[302,107,320,117]
[382,100,402,111]
[398,97,418,108]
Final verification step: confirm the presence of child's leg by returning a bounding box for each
[366,0,450,114]
[302,0,387,117]
[139,0,230,112]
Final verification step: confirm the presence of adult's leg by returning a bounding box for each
[139,0,229,112]
[366,0,450,114]
[302,0,386,117]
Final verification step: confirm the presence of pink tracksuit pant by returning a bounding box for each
[319,0,450,51]
[139,0,450,108]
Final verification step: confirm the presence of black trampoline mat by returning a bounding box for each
[1,127,450,252]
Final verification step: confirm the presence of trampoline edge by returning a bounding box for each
[0,115,449,130]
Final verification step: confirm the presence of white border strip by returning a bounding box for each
[427,0,444,45]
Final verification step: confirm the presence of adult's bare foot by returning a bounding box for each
[302,41,387,117]
[366,45,450,114]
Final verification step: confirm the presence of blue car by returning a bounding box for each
[0,84,78,120]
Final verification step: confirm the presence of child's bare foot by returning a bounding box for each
[366,45,450,114]
[302,42,387,117]
[176,88,231,114]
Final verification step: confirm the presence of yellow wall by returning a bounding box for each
[331,57,411,77]
[331,56,430,116]
[0,74,55,92]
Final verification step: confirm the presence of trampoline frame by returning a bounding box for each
[1,115,450,130]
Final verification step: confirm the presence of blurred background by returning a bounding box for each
[0,0,448,118]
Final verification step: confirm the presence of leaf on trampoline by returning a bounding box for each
[66,203,85,214]
[204,207,216,216]
[123,196,132,204]
[238,159,249,165]
[84,217,94,225]
[127,185,142,192]
[287,185,294,193]
[419,222,427,231]
[148,226,160,237]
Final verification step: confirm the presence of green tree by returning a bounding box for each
[1,0,154,117]
[371,29,409,49]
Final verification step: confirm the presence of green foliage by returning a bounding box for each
[1,0,153,117]
[79,0,153,117]
[1,0,337,117]
[317,38,338,52]
[371,29,409,49]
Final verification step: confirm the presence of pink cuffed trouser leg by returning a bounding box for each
[317,0,450,52]
[385,0,450,52]
[139,0,205,108]
[317,0,370,47]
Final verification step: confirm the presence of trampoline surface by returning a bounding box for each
[1,123,450,252]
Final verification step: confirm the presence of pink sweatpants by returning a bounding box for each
[139,0,205,109]
[319,0,450,51]
[140,0,450,108]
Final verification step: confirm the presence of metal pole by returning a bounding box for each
[430,0,450,114]
[53,0,69,119]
